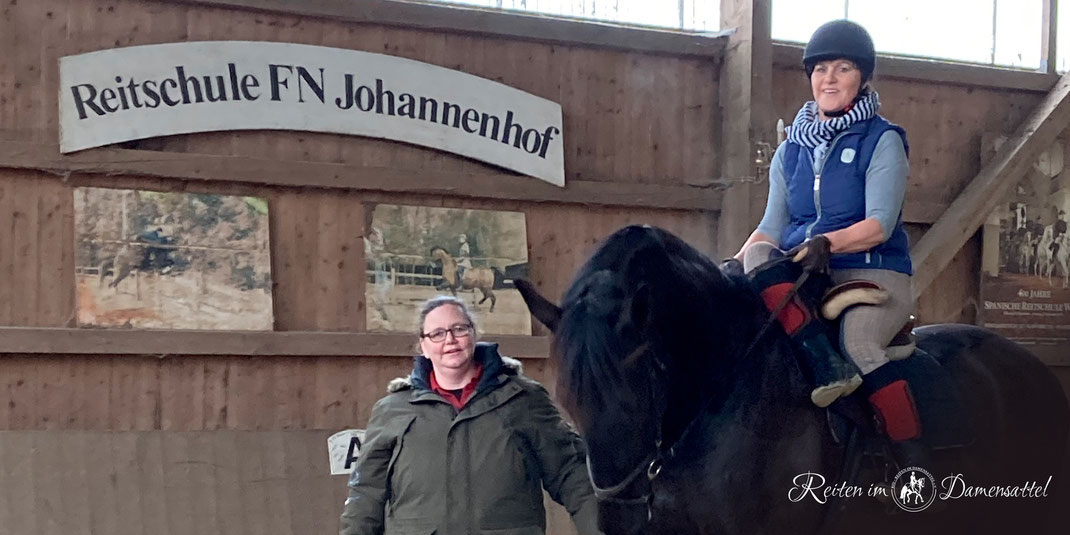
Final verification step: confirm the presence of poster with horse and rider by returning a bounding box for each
[981,136,1070,362]
[364,203,530,335]
[74,187,273,330]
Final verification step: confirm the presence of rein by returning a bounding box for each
[585,264,814,509]
[586,453,656,505]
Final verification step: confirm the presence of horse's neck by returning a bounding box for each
[662,296,806,444]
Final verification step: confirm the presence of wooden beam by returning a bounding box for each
[0,327,550,358]
[164,0,730,58]
[902,200,949,225]
[1043,0,1059,74]
[0,141,723,211]
[773,44,1059,93]
[911,71,1070,297]
[715,0,773,259]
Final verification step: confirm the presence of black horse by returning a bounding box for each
[516,225,1069,535]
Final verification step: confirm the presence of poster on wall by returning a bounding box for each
[979,136,1070,361]
[74,187,273,330]
[365,204,531,336]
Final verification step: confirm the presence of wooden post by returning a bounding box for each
[911,72,1070,298]
[1042,0,1058,73]
[716,0,773,259]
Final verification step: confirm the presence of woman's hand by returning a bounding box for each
[786,235,832,272]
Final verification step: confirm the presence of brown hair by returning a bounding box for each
[414,296,480,349]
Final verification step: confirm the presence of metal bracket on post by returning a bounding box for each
[754,140,772,183]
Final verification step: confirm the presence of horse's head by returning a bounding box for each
[429,247,454,267]
[518,225,757,534]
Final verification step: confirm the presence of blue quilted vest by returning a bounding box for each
[780,116,913,275]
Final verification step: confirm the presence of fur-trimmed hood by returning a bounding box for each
[387,342,523,393]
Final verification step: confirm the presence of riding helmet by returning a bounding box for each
[803,20,876,82]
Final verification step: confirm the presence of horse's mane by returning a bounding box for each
[553,226,769,424]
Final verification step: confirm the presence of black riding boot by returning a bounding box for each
[750,258,862,407]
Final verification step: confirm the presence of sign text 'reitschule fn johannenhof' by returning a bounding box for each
[60,41,565,186]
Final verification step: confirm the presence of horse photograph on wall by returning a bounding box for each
[364,203,530,335]
[74,187,273,330]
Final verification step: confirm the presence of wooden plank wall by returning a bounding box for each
[2,0,720,186]
[0,430,343,535]
[0,1,721,534]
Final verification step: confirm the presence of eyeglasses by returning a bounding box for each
[421,323,473,343]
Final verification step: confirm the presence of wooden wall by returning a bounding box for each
[2,0,721,185]
[4,0,1066,533]
[0,0,722,533]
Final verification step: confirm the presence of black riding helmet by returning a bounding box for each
[803,20,876,83]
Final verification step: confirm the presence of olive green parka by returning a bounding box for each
[340,342,601,535]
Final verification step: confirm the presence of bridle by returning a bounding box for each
[586,451,657,506]
[584,264,813,511]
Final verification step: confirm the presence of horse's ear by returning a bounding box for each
[515,279,562,332]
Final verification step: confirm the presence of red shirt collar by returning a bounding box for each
[430,363,483,410]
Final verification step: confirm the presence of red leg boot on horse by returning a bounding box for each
[746,238,863,408]
[861,362,933,473]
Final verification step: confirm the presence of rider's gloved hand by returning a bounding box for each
[785,235,832,273]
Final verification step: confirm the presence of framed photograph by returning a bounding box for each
[75,187,273,330]
[365,203,531,335]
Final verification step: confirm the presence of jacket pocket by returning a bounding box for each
[386,415,417,517]
[384,516,436,535]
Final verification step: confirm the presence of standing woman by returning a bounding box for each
[733,21,927,466]
[340,296,600,535]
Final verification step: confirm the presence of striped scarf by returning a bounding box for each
[786,91,880,149]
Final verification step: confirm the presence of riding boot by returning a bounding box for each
[750,258,863,407]
[862,363,933,472]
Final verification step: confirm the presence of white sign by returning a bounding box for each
[328,429,366,476]
[59,42,565,186]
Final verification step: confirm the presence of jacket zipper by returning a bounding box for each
[804,130,852,240]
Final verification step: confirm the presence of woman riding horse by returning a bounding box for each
[429,246,498,312]
[730,20,925,469]
[517,225,1068,535]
